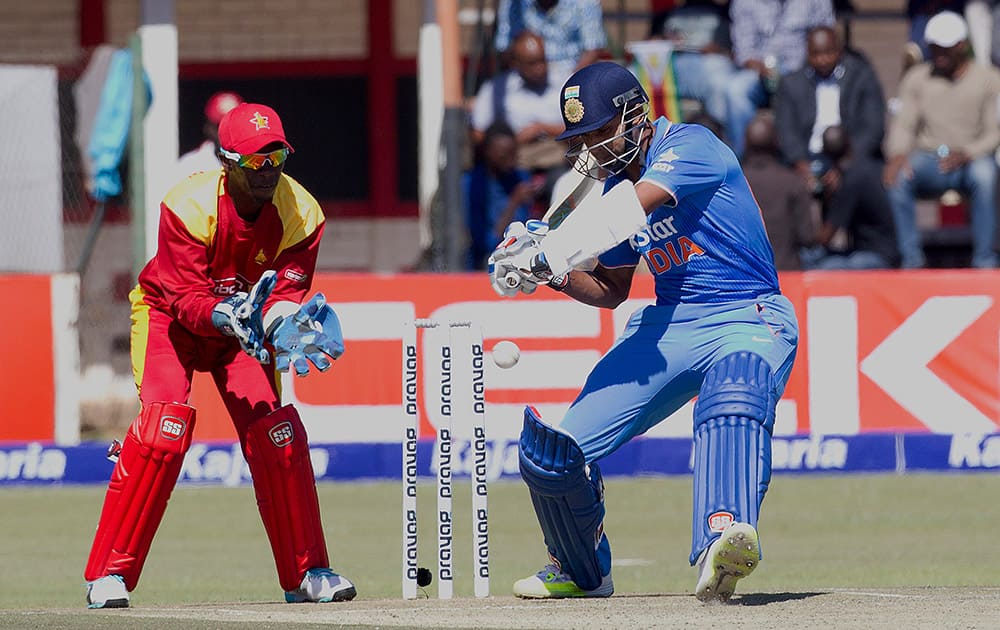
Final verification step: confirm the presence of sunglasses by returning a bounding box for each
[220,147,290,170]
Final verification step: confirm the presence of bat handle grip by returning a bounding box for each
[526,219,550,239]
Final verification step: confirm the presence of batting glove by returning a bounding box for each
[487,220,549,297]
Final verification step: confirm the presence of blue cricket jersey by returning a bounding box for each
[599,118,780,304]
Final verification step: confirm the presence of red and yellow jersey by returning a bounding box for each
[134,170,325,337]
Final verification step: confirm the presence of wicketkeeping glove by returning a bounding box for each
[211,270,277,363]
[266,293,345,376]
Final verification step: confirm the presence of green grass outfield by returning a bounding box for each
[1,474,999,627]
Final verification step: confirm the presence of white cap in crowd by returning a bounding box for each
[924,11,968,48]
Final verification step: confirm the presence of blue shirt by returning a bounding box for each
[495,0,607,81]
[600,118,780,305]
[730,0,835,74]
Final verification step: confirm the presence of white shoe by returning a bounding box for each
[86,574,130,609]
[694,522,760,603]
[513,563,613,599]
[284,568,357,603]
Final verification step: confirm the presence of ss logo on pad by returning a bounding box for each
[269,422,294,447]
[160,417,186,441]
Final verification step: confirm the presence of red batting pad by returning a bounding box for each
[84,402,196,590]
[243,405,329,591]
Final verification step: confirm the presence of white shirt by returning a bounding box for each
[471,71,563,134]
[808,76,842,154]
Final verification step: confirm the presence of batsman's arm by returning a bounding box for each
[551,263,637,309]
[634,180,676,214]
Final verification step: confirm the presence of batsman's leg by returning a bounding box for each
[691,352,775,602]
[513,406,613,599]
[242,405,356,602]
[84,402,197,608]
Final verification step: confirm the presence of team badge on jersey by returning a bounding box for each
[564,98,585,123]
[254,248,268,265]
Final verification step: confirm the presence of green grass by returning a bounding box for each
[1,473,998,610]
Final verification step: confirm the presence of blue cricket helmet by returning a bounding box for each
[555,61,649,141]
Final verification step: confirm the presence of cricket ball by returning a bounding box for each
[492,340,521,369]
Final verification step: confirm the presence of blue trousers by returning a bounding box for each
[887,150,998,269]
[559,294,798,462]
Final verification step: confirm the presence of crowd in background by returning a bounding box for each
[458,0,1000,273]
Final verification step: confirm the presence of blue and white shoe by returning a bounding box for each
[284,568,357,603]
[513,563,614,599]
[694,522,760,603]
[86,574,130,609]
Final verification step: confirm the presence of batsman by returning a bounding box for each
[488,62,799,602]
[84,103,356,608]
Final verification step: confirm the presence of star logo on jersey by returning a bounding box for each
[650,147,680,174]
[249,111,270,131]
[564,98,585,124]
[254,249,268,265]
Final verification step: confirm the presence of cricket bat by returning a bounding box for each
[542,157,599,229]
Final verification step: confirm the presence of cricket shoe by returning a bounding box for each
[86,574,130,609]
[694,522,760,603]
[513,564,614,599]
[284,568,357,603]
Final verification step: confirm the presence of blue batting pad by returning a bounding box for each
[519,406,611,590]
[690,352,775,564]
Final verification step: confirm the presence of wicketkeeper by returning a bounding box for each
[84,103,355,608]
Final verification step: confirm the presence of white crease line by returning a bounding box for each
[829,590,925,599]
[613,558,654,567]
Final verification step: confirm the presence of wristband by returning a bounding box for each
[549,273,569,292]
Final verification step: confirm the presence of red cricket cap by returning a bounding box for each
[204,91,244,125]
[218,103,294,154]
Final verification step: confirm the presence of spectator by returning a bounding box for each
[728,0,836,156]
[175,91,244,179]
[904,1,994,70]
[647,0,734,138]
[471,31,565,175]
[774,26,885,197]
[464,122,539,269]
[494,0,608,84]
[802,125,899,269]
[742,112,815,270]
[907,1,967,62]
[884,11,1000,269]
